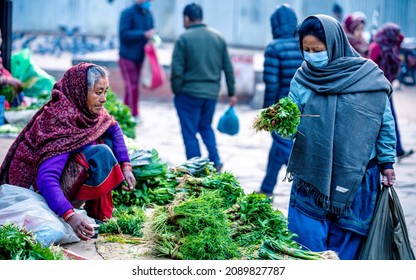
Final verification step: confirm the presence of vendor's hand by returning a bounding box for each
[144,29,156,39]
[229,96,237,107]
[8,77,23,90]
[122,170,136,191]
[66,213,95,241]
[381,168,395,187]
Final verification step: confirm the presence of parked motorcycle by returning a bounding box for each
[398,37,416,86]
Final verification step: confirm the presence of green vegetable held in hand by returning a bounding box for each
[252,97,301,137]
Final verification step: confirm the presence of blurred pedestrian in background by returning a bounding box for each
[343,12,369,57]
[256,4,303,199]
[369,22,414,160]
[286,15,396,259]
[332,3,343,22]
[118,0,156,124]
[0,28,23,107]
[170,3,236,172]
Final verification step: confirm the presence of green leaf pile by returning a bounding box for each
[150,191,241,260]
[98,205,147,237]
[112,149,171,207]
[0,223,65,260]
[102,148,338,260]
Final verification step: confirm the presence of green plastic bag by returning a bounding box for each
[359,186,415,260]
[11,48,56,98]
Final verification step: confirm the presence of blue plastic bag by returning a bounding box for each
[217,106,239,136]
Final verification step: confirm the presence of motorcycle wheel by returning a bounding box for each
[399,70,416,86]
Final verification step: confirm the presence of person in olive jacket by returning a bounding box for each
[257,4,303,198]
[170,3,236,172]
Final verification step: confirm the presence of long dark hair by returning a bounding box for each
[298,17,326,50]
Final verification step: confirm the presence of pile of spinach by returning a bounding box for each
[0,223,66,260]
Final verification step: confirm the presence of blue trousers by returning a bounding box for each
[260,132,293,194]
[174,94,221,167]
[288,205,365,260]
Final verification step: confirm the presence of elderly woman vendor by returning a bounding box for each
[0,62,136,241]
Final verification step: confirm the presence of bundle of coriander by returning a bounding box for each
[252,97,301,137]
[149,190,241,260]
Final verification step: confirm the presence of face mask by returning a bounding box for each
[141,1,151,10]
[303,50,329,68]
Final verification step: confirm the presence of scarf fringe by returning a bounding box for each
[287,172,344,217]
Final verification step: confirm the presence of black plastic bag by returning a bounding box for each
[359,186,415,260]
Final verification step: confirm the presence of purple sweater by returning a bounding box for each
[36,123,129,217]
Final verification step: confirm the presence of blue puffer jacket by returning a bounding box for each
[118,3,154,64]
[262,4,303,108]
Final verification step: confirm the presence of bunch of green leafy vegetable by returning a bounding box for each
[226,192,298,258]
[113,149,171,207]
[104,89,136,139]
[150,190,241,260]
[131,149,168,180]
[173,157,217,177]
[252,97,300,137]
[0,223,66,260]
[99,205,147,237]
[8,91,51,111]
[146,170,179,205]
[258,239,339,260]
[1,86,17,104]
[0,124,23,134]
[179,171,245,209]
[146,157,218,206]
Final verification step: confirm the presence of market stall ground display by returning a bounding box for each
[64,151,338,260]
[0,147,338,260]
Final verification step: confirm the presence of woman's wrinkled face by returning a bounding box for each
[302,35,327,53]
[87,76,109,115]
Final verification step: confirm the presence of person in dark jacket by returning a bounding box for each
[257,4,303,198]
[170,3,236,172]
[118,0,155,123]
